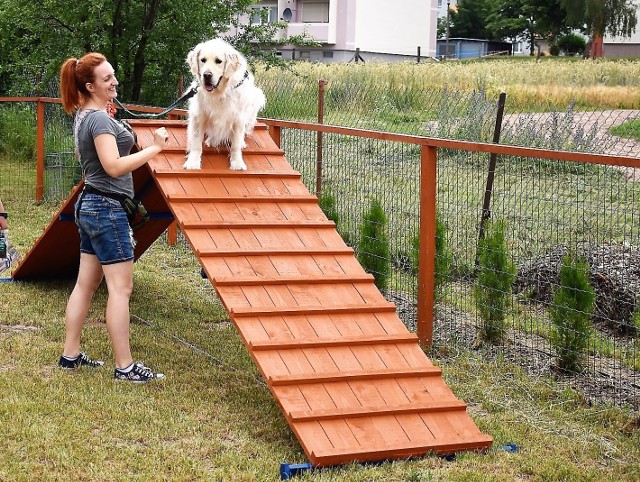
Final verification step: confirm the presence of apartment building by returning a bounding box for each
[234,0,438,62]
[603,5,640,58]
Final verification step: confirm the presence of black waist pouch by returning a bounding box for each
[120,196,150,231]
[84,185,149,231]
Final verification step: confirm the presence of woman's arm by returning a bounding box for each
[94,127,168,178]
[0,198,7,230]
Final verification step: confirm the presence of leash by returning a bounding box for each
[114,71,248,119]
[112,84,198,118]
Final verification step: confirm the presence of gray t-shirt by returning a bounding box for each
[75,109,136,198]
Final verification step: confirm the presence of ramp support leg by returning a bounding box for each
[280,462,313,480]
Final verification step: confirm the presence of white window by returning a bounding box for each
[301,1,329,23]
[250,5,278,24]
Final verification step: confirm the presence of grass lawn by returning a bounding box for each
[611,119,640,141]
[1,200,639,481]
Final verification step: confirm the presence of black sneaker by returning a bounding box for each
[114,362,165,383]
[58,352,105,370]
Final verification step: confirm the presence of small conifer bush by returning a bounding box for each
[549,252,596,373]
[358,198,390,290]
[318,190,339,225]
[318,190,353,246]
[473,219,516,344]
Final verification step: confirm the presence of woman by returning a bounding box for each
[59,52,168,382]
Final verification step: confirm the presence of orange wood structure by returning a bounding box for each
[12,119,492,466]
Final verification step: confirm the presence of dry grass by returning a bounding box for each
[257,58,640,109]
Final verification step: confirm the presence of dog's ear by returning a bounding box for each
[187,44,202,77]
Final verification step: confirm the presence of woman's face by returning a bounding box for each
[86,61,118,104]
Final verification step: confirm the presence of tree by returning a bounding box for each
[0,1,317,102]
[449,0,493,40]
[561,0,637,58]
[358,199,390,291]
[557,33,587,55]
[486,0,568,55]
[548,252,595,373]
[472,219,516,344]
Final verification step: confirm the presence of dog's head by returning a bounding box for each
[187,39,247,93]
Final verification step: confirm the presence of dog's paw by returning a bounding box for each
[183,155,202,170]
[226,53,241,73]
[229,158,247,171]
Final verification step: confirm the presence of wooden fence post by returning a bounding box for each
[268,124,282,148]
[316,79,327,196]
[476,91,507,261]
[417,144,437,348]
[165,75,186,246]
[36,99,45,202]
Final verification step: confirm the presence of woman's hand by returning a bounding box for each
[95,126,171,177]
[153,127,169,150]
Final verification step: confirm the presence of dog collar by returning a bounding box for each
[0,212,7,219]
[234,71,249,89]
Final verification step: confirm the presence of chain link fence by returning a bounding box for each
[1,62,639,408]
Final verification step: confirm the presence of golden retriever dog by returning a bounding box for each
[183,38,266,170]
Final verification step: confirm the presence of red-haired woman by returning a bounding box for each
[59,52,168,382]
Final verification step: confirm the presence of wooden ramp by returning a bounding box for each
[14,119,492,466]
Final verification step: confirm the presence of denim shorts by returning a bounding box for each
[75,193,135,265]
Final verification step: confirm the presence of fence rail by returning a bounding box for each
[1,94,639,409]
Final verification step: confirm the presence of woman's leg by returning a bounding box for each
[102,260,135,369]
[63,253,103,357]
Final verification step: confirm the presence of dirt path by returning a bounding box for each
[502,109,640,178]
[576,109,640,180]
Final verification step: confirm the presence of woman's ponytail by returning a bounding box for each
[59,58,80,114]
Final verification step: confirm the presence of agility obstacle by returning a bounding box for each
[12,119,492,466]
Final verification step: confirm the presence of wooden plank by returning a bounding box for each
[230,302,397,317]
[153,169,298,178]
[249,333,418,350]
[301,347,339,374]
[269,366,442,386]
[166,193,318,203]
[314,419,360,452]
[278,348,315,376]
[309,434,494,466]
[195,244,354,256]
[181,219,336,228]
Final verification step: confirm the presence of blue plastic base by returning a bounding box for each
[280,462,314,480]
[59,212,174,222]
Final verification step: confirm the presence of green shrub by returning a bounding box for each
[318,190,339,225]
[473,219,516,344]
[411,211,453,301]
[631,306,640,336]
[557,33,587,56]
[357,198,390,290]
[318,189,354,246]
[548,252,596,373]
[0,105,36,162]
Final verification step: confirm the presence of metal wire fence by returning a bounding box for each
[1,67,639,409]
